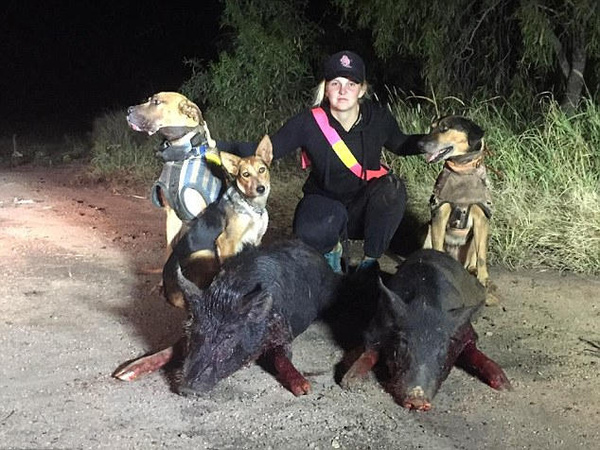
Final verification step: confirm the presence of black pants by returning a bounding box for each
[292,174,407,257]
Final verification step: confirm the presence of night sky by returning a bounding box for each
[3,1,223,136]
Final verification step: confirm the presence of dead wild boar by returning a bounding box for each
[177,239,340,396]
[340,249,511,410]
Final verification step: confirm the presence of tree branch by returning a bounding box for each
[550,30,570,79]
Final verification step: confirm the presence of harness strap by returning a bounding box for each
[307,107,388,180]
[159,131,222,166]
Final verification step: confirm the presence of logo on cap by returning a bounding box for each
[340,54,352,68]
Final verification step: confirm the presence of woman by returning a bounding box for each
[218,50,424,272]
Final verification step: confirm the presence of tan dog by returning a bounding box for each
[127,92,222,257]
[162,135,273,308]
[420,116,495,303]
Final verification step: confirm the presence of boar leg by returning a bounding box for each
[267,346,311,396]
[455,332,512,391]
[112,338,185,381]
[340,347,379,389]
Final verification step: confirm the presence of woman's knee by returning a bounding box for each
[369,174,407,208]
[293,196,347,252]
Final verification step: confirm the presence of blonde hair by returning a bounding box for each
[311,79,370,107]
[311,80,326,107]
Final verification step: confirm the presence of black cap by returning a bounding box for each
[323,51,366,83]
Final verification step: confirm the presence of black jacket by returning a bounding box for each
[218,100,423,203]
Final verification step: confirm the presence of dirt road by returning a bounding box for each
[1,164,598,449]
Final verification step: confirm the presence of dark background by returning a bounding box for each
[2,1,223,136]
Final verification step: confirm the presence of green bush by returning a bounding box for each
[181,0,318,141]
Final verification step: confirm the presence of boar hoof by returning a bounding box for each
[340,371,363,390]
[489,372,513,391]
[288,377,311,396]
[112,346,175,381]
[340,349,378,390]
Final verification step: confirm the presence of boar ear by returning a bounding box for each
[247,292,273,323]
[237,284,273,323]
[220,151,241,176]
[176,264,204,305]
[378,277,408,320]
[448,304,479,325]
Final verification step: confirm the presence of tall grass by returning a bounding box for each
[89,112,161,185]
[91,96,599,274]
[388,93,600,274]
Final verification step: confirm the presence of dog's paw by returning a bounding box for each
[484,281,501,306]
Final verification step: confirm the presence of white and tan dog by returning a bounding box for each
[127,92,222,256]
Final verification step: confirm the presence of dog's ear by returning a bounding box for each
[469,122,485,146]
[220,151,242,176]
[179,99,204,125]
[255,135,273,167]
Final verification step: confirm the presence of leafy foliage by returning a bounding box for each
[181,0,320,141]
[333,0,600,106]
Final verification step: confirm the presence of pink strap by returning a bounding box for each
[301,150,311,169]
[312,108,341,146]
[309,108,388,180]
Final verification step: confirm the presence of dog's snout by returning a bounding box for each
[127,106,135,115]
[256,185,265,195]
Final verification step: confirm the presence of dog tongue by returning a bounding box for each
[426,152,439,163]
[128,122,143,132]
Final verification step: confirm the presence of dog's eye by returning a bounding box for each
[242,171,251,178]
[258,167,266,174]
[152,99,161,105]
[439,125,448,133]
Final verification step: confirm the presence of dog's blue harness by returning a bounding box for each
[152,136,223,222]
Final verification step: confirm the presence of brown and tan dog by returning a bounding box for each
[162,135,273,309]
[419,116,496,304]
[127,92,222,257]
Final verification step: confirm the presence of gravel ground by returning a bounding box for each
[0,164,598,449]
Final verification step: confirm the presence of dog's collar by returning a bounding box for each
[445,154,483,173]
[159,132,210,160]
[445,140,485,173]
[223,186,267,215]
